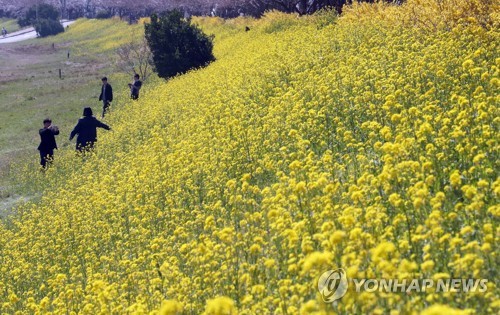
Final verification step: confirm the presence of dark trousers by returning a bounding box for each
[102,101,110,117]
[40,149,54,168]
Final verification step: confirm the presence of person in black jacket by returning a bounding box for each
[69,107,111,151]
[38,118,59,168]
[99,77,113,118]
[128,74,142,100]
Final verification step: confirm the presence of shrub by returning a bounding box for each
[145,10,215,79]
[96,10,111,19]
[35,19,64,37]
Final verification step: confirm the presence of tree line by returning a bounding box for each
[0,0,393,20]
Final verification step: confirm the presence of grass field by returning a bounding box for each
[0,1,499,314]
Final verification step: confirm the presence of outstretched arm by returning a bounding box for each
[96,120,111,131]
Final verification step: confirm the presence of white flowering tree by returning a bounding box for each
[0,0,357,19]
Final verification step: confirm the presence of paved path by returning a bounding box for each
[0,20,75,44]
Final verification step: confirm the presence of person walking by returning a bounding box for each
[128,74,142,100]
[99,77,113,117]
[69,107,111,151]
[37,118,59,168]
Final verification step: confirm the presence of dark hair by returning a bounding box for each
[134,74,140,79]
[101,77,108,81]
[43,118,52,124]
[83,107,93,117]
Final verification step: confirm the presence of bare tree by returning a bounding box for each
[243,0,347,15]
[116,32,153,81]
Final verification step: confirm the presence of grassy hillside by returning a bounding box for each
[0,18,145,198]
[49,18,145,55]
[1,1,499,314]
[0,18,21,33]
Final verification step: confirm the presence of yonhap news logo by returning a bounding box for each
[318,268,489,305]
[318,268,349,303]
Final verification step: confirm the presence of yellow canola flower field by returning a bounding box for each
[1,1,499,314]
[51,17,145,54]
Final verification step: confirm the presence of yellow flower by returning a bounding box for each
[8,293,19,304]
[432,273,450,281]
[461,185,477,199]
[330,230,346,245]
[413,197,425,209]
[420,304,469,315]
[449,170,462,188]
[300,300,319,315]
[389,193,403,207]
[372,242,396,259]
[294,181,307,194]
[203,296,237,315]
[249,244,261,254]
[460,226,473,236]
[462,59,474,70]
[421,260,435,272]
[158,300,183,315]
[302,251,333,273]
[264,259,276,269]
[289,160,302,170]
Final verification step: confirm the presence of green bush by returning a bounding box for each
[145,10,215,80]
[96,10,111,19]
[35,19,64,37]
